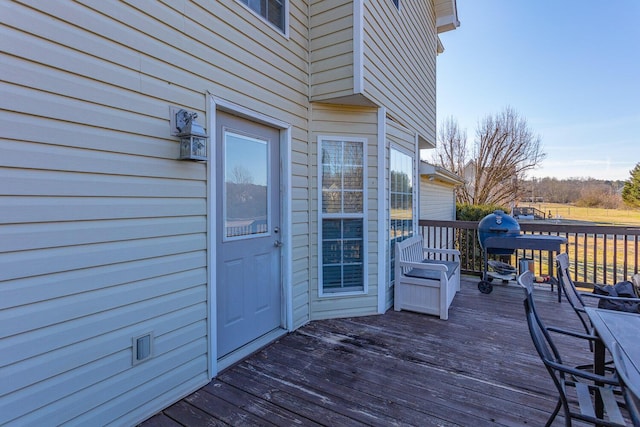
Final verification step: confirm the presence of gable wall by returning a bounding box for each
[420,179,457,220]
[0,1,310,424]
[362,0,438,144]
[420,177,457,248]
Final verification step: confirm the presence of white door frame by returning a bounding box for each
[207,95,293,377]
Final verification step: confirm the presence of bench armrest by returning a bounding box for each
[398,260,448,272]
[422,248,460,255]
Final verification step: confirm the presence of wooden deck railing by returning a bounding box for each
[419,219,640,286]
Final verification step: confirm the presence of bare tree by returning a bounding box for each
[433,107,545,206]
[434,116,467,175]
[471,107,545,206]
[432,116,474,203]
[230,165,254,185]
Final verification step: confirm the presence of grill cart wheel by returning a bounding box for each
[478,280,493,294]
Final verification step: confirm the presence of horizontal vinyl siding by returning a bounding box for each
[309,0,355,101]
[420,178,456,220]
[362,0,438,143]
[387,116,416,154]
[419,178,456,249]
[310,104,379,320]
[1,1,310,425]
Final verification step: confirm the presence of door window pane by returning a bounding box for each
[224,132,269,239]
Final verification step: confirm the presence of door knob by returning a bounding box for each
[274,240,283,247]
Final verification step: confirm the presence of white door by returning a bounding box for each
[216,111,282,358]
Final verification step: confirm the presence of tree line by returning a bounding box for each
[432,107,640,210]
[522,177,626,209]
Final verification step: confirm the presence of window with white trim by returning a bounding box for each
[389,148,414,286]
[238,0,285,32]
[319,138,366,295]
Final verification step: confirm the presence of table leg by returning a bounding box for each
[548,250,561,303]
[593,338,605,420]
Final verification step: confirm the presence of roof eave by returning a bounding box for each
[419,161,465,186]
[435,0,460,34]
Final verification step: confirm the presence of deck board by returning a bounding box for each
[140,277,599,426]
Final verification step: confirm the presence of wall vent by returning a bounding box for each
[132,332,154,365]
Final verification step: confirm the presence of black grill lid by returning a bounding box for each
[478,210,521,254]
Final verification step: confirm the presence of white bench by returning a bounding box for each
[394,235,461,320]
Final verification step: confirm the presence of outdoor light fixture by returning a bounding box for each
[175,109,208,161]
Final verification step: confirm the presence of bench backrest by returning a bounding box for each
[396,235,424,273]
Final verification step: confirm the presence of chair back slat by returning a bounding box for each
[556,253,592,335]
[519,272,561,365]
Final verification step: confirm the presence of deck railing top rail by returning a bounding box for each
[419,219,640,286]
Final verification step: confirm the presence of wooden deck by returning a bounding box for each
[140,276,597,426]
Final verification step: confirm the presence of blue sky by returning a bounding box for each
[435,1,640,181]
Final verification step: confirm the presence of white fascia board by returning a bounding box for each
[354,0,364,93]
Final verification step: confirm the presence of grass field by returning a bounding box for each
[521,203,640,226]
[516,203,640,285]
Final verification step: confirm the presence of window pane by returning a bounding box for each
[323,266,343,289]
[267,0,284,29]
[322,191,342,213]
[343,265,364,288]
[343,191,363,213]
[343,142,363,165]
[322,165,341,189]
[322,241,342,264]
[343,241,362,263]
[320,139,365,294]
[389,149,414,285]
[343,219,362,238]
[322,219,341,239]
[343,165,362,190]
[321,219,364,293]
[322,141,341,165]
[240,0,285,31]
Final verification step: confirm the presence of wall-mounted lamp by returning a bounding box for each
[175,109,208,161]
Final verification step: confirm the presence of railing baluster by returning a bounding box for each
[592,232,597,284]
[623,234,628,280]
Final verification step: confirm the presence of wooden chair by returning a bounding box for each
[518,271,628,426]
[394,235,460,320]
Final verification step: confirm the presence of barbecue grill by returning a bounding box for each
[477,210,568,295]
[478,210,520,254]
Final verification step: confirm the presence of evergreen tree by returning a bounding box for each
[622,163,640,208]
